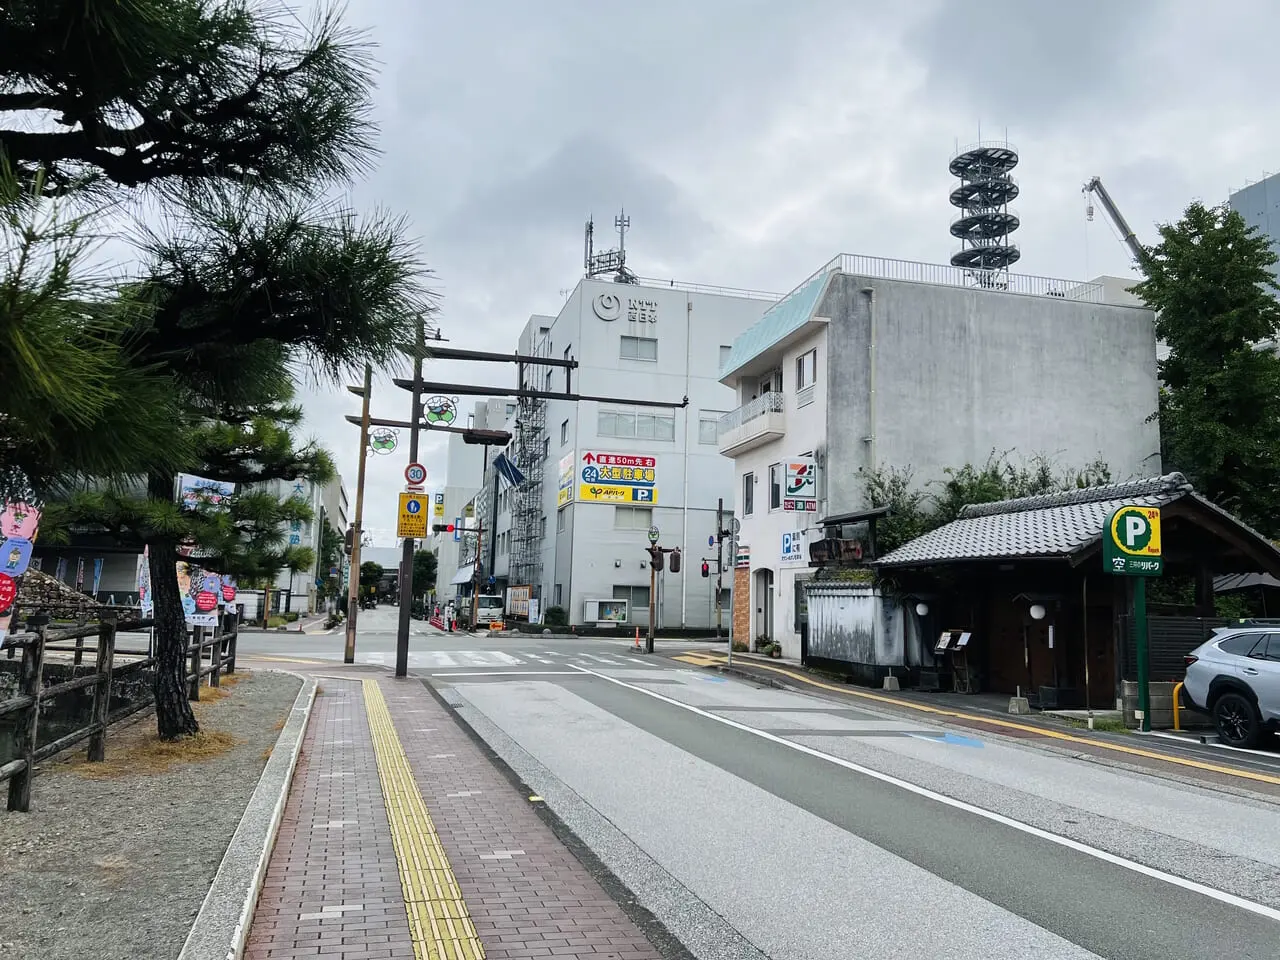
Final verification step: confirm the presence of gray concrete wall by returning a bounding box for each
[823,274,1161,513]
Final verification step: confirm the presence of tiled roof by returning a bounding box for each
[876,473,1194,568]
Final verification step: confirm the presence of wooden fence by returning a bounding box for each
[0,614,239,812]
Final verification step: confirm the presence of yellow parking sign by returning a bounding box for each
[397,493,428,538]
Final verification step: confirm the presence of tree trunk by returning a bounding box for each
[147,475,199,740]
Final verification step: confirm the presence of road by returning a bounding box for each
[240,607,1280,960]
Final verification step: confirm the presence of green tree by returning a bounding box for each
[1,0,374,196]
[412,550,437,595]
[360,561,384,588]
[1131,201,1280,535]
[315,521,343,600]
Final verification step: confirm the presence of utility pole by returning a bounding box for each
[344,363,372,664]
[395,318,425,678]
[715,498,724,642]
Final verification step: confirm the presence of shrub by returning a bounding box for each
[543,605,568,628]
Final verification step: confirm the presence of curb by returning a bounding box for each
[177,671,318,960]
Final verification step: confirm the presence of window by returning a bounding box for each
[1219,633,1265,657]
[542,437,550,459]
[620,335,658,361]
[796,349,817,390]
[769,463,781,510]
[505,402,516,417]
[545,369,553,391]
[538,516,547,539]
[614,506,653,530]
[564,345,572,390]
[553,583,562,606]
[557,510,567,533]
[612,584,651,625]
[698,412,723,445]
[598,408,675,441]
[758,368,783,394]
[719,345,732,370]
[743,472,754,516]
[560,419,569,445]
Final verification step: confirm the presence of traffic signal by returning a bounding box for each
[343,527,354,555]
[648,545,662,569]
[668,548,681,574]
[432,523,456,534]
[701,561,709,578]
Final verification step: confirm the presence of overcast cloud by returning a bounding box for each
[293,0,1280,544]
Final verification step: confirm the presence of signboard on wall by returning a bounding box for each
[558,452,576,508]
[578,451,658,504]
[735,543,751,568]
[783,458,817,512]
[781,531,805,562]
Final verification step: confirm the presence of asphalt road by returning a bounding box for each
[240,607,1280,959]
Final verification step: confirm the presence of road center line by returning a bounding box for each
[567,663,1280,924]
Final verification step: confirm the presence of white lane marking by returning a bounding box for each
[582,653,615,663]
[428,670,580,677]
[528,655,553,664]
[626,657,648,665]
[567,663,1280,924]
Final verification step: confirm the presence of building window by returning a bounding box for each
[769,463,782,510]
[557,510,567,533]
[612,584,651,624]
[553,583,562,606]
[620,336,658,361]
[743,472,754,516]
[542,437,550,459]
[614,506,653,530]
[598,408,675,441]
[698,412,723,445]
[505,402,516,416]
[539,516,547,539]
[560,419,569,445]
[796,349,817,390]
[719,345,732,370]
[564,345,572,390]
[545,369,553,391]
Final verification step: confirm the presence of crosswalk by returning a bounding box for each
[359,649,652,670]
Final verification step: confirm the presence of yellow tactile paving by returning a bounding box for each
[362,678,486,960]
[688,651,1280,787]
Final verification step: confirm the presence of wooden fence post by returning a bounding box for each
[7,626,47,812]
[226,614,238,675]
[188,626,203,701]
[87,614,118,762]
[209,618,222,688]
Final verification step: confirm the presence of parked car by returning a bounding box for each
[1183,626,1280,748]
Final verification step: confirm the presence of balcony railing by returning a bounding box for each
[718,392,785,438]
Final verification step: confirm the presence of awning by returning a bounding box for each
[450,565,476,585]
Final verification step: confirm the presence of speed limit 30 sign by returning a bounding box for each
[405,462,427,487]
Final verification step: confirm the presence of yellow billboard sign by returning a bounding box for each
[577,451,658,505]
[397,492,428,538]
[578,484,658,504]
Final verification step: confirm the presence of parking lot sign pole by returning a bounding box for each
[1102,504,1163,733]
[395,317,424,678]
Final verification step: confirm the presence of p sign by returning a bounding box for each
[1102,505,1163,577]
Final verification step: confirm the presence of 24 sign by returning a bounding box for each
[1102,505,1163,577]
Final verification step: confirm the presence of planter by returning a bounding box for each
[769,649,781,658]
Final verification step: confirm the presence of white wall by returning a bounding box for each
[728,325,828,658]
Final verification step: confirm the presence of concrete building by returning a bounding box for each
[719,254,1161,658]
[464,279,777,629]
[1230,173,1280,286]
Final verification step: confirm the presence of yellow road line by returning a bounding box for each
[362,679,485,960]
[691,652,1280,787]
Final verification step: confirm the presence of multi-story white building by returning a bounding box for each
[719,255,1161,659]
[472,278,777,629]
[433,399,507,600]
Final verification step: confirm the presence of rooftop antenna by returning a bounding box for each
[584,207,638,283]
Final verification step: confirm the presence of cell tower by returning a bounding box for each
[583,208,638,283]
[949,138,1020,285]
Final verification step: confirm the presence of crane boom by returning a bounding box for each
[1083,176,1149,271]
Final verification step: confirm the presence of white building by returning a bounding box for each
[473,277,776,629]
[719,255,1160,659]
[433,399,508,600]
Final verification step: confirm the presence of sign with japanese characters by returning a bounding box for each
[578,450,658,505]
[558,452,576,508]
[591,293,659,324]
[781,531,805,562]
[783,458,817,512]
[1103,505,1163,577]
[397,493,428,539]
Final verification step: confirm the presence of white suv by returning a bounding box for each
[1183,627,1280,748]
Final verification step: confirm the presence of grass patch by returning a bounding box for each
[195,671,246,703]
[1059,715,1130,733]
[70,729,242,779]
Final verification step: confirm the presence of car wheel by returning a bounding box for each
[1214,692,1261,749]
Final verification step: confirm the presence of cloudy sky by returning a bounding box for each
[296,0,1280,544]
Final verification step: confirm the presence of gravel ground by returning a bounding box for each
[0,670,302,960]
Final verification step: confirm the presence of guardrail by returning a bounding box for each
[1,614,239,812]
[717,391,785,438]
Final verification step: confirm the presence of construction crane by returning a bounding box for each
[1082,176,1150,272]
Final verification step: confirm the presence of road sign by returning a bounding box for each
[405,462,427,486]
[579,450,659,505]
[647,525,660,545]
[730,517,741,535]
[708,535,715,548]
[397,493,428,539]
[1103,505,1162,576]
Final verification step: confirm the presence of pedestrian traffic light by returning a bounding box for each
[701,561,709,578]
[668,548,681,574]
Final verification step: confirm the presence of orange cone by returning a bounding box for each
[634,627,641,650]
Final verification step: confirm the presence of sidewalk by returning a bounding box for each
[244,669,664,959]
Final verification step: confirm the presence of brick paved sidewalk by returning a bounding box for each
[245,671,664,960]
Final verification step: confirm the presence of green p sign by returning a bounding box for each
[1103,505,1163,577]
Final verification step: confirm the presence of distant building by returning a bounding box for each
[1230,173,1280,286]
[718,255,1161,658]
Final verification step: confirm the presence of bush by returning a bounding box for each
[283,611,300,622]
[732,640,748,652]
[543,605,568,628]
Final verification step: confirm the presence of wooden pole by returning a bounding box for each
[345,362,373,662]
[88,615,118,762]
[7,627,47,812]
[188,626,203,701]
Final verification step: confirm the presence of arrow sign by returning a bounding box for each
[583,453,596,464]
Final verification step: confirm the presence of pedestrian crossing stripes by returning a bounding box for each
[360,649,649,670]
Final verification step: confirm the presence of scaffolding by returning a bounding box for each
[509,332,551,594]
